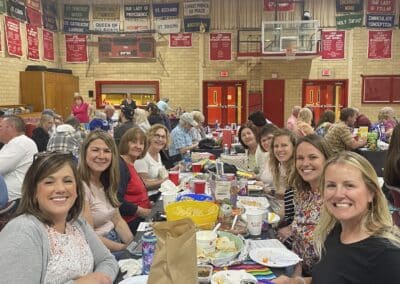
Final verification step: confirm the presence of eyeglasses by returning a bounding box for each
[33,151,73,161]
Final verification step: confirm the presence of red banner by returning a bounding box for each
[65,34,88,63]
[367,0,395,13]
[210,32,232,61]
[321,30,345,60]
[26,24,39,60]
[26,0,41,10]
[368,30,392,59]
[26,7,42,27]
[264,0,294,12]
[169,33,192,48]
[5,16,22,57]
[43,29,54,61]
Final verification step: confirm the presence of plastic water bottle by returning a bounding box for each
[183,150,192,172]
[223,144,229,155]
[379,123,386,142]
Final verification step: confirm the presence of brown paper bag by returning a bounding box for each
[148,218,198,284]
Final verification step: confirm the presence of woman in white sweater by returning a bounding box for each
[0,151,118,283]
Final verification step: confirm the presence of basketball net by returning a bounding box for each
[285,48,296,61]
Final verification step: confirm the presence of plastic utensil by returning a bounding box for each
[230,215,239,230]
[212,223,221,234]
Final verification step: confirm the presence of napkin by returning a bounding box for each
[159,179,179,193]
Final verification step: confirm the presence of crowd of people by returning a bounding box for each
[0,97,399,282]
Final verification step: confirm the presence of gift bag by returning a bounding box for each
[148,218,198,284]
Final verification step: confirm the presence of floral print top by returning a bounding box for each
[45,223,94,283]
[291,189,322,275]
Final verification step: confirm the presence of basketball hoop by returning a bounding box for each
[285,48,296,60]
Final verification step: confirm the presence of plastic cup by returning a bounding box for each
[192,162,202,173]
[194,180,206,194]
[246,209,264,236]
[196,230,217,255]
[168,171,179,186]
[162,192,178,211]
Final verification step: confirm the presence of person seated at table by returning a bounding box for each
[190,110,206,143]
[273,151,400,284]
[0,151,118,283]
[315,110,335,137]
[119,128,152,234]
[294,108,314,137]
[238,122,259,173]
[135,124,169,191]
[169,112,198,161]
[325,107,367,154]
[269,128,296,249]
[114,106,135,146]
[378,106,398,140]
[255,124,278,185]
[147,102,171,131]
[353,108,372,128]
[134,108,151,133]
[31,113,54,152]
[80,130,134,259]
[278,134,332,276]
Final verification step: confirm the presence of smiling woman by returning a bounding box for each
[0,151,118,283]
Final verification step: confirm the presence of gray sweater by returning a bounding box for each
[0,214,119,283]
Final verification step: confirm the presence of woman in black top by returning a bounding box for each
[120,93,137,110]
[31,114,54,152]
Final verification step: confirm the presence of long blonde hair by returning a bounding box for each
[314,151,400,256]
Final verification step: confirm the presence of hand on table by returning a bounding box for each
[75,272,112,284]
[137,206,151,218]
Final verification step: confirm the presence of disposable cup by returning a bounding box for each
[194,180,206,194]
[168,171,179,186]
[162,192,178,211]
[196,230,217,255]
[246,209,263,236]
[192,162,202,173]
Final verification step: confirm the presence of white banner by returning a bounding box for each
[92,21,120,32]
[124,19,151,32]
[184,0,210,17]
[155,18,181,34]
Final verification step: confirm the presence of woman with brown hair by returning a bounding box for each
[118,127,152,233]
[72,94,90,124]
[80,130,134,258]
[0,152,118,283]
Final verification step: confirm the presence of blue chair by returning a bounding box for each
[0,176,8,209]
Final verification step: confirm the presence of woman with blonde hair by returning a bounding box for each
[80,130,134,258]
[273,151,400,284]
[134,108,151,132]
[295,108,314,137]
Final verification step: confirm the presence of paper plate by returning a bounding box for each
[119,275,148,284]
[211,270,257,284]
[249,247,301,268]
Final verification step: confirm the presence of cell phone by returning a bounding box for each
[126,240,138,254]
[126,240,143,256]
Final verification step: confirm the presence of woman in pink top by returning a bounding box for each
[72,95,90,124]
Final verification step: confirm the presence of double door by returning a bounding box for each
[203,81,246,127]
[302,80,348,123]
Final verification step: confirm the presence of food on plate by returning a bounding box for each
[216,236,237,252]
[268,212,276,223]
[239,200,262,208]
[262,257,269,264]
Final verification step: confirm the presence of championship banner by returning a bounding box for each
[368,30,392,59]
[184,0,210,17]
[5,16,22,57]
[26,0,40,10]
[65,34,88,63]
[64,5,89,20]
[43,29,54,61]
[124,4,150,19]
[367,0,395,13]
[263,0,294,12]
[152,3,179,17]
[42,0,57,31]
[155,18,181,34]
[336,0,363,13]
[336,14,363,29]
[63,19,90,34]
[7,0,27,22]
[184,17,210,32]
[27,6,42,27]
[366,14,395,28]
[26,24,39,60]
[124,19,151,32]
[169,33,192,48]
[209,32,232,61]
[321,30,345,60]
[93,21,120,33]
[92,4,120,20]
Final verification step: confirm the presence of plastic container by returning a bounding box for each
[198,265,213,284]
[165,200,219,229]
[176,193,213,202]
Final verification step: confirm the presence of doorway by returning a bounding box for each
[203,81,246,127]
[302,80,348,123]
[263,80,285,127]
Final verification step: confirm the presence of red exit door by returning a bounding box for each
[263,80,285,127]
[203,81,246,127]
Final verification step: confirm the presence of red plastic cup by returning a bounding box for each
[209,154,216,160]
[168,171,179,186]
[192,162,202,173]
[194,180,206,194]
